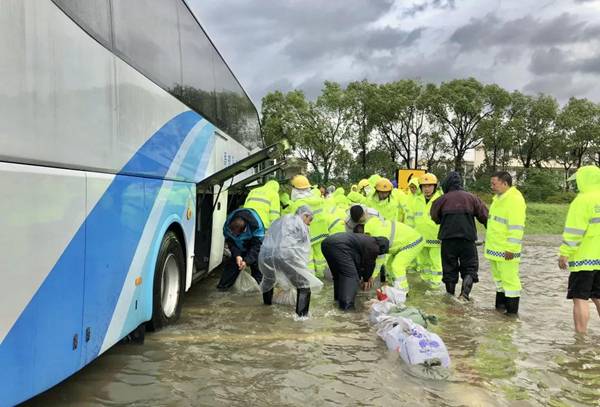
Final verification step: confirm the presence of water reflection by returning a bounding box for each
[28,236,600,406]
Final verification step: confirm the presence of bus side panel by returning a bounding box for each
[0,164,87,407]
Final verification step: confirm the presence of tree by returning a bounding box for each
[508,92,558,169]
[346,80,377,177]
[476,88,513,172]
[424,78,504,173]
[371,80,430,168]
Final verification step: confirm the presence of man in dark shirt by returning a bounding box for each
[217,208,265,290]
[430,172,488,300]
[321,233,389,310]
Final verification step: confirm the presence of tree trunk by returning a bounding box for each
[454,152,464,173]
[414,134,419,169]
[492,145,498,172]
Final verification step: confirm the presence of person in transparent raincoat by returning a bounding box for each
[259,206,324,316]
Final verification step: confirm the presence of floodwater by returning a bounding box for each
[29,235,600,406]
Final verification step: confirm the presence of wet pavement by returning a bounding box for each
[28,235,600,406]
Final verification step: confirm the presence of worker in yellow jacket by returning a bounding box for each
[244,180,280,229]
[413,173,443,288]
[367,178,398,221]
[558,165,600,333]
[365,217,424,291]
[484,171,526,315]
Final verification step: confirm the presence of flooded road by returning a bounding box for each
[29,235,600,406]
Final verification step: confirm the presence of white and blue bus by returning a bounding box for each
[0,1,284,405]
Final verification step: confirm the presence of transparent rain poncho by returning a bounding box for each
[259,208,324,294]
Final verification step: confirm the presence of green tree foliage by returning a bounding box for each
[553,97,600,188]
[260,78,600,196]
[424,79,505,173]
[508,92,558,169]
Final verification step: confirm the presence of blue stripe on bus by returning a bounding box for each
[0,110,207,405]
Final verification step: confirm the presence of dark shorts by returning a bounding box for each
[567,270,600,300]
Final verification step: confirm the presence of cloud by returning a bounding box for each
[449,12,600,51]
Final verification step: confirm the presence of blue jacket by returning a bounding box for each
[223,208,265,264]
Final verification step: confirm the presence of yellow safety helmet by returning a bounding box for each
[291,175,310,189]
[357,179,370,191]
[419,173,438,185]
[375,178,393,192]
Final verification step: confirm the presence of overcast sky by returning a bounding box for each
[189,0,600,108]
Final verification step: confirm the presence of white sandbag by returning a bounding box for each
[369,301,395,324]
[375,316,451,368]
[400,325,450,368]
[233,269,261,295]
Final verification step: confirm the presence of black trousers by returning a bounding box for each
[217,256,262,290]
[441,238,479,285]
[321,241,359,310]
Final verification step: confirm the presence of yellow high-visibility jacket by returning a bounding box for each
[559,165,600,271]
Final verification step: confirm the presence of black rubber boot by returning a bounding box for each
[459,275,474,301]
[296,288,311,317]
[380,266,387,284]
[505,297,520,315]
[338,301,355,311]
[262,288,273,305]
[495,292,506,310]
[445,282,456,296]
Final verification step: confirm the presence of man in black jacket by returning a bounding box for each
[430,172,488,300]
[217,208,265,290]
[321,233,389,310]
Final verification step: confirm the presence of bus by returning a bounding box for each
[0,1,284,404]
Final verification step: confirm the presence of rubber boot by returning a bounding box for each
[505,297,520,315]
[262,288,273,305]
[459,275,474,301]
[445,282,456,296]
[380,266,387,284]
[338,301,355,311]
[295,288,311,317]
[495,292,506,310]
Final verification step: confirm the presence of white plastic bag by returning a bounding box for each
[382,286,407,305]
[233,269,261,295]
[272,287,297,306]
[369,301,395,324]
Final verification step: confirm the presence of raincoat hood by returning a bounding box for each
[333,187,345,196]
[441,171,464,193]
[368,174,382,187]
[264,180,280,193]
[408,177,421,195]
[574,165,600,193]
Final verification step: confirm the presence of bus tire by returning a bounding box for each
[148,231,184,331]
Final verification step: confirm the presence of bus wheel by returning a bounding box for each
[148,231,184,331]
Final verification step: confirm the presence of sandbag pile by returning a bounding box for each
[367,286,451,373]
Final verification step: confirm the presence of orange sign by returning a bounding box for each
[397,169,426,190]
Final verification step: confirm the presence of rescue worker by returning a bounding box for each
[413,173,443,288]
[218,207,265,290]
[431,171,489,299]
[345,204,382,234]
[484,171,526,315]
[327,188,349,236]
[364,217,424,292]
[558,165,600,334]
[404,177,421,273]
[347,179,370,204]
[243,179,280,229]
[288,175,331,278]
[260,206,323,317]
[367,178,398,221]
[392,186,408,223]
[321,232,389,310]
